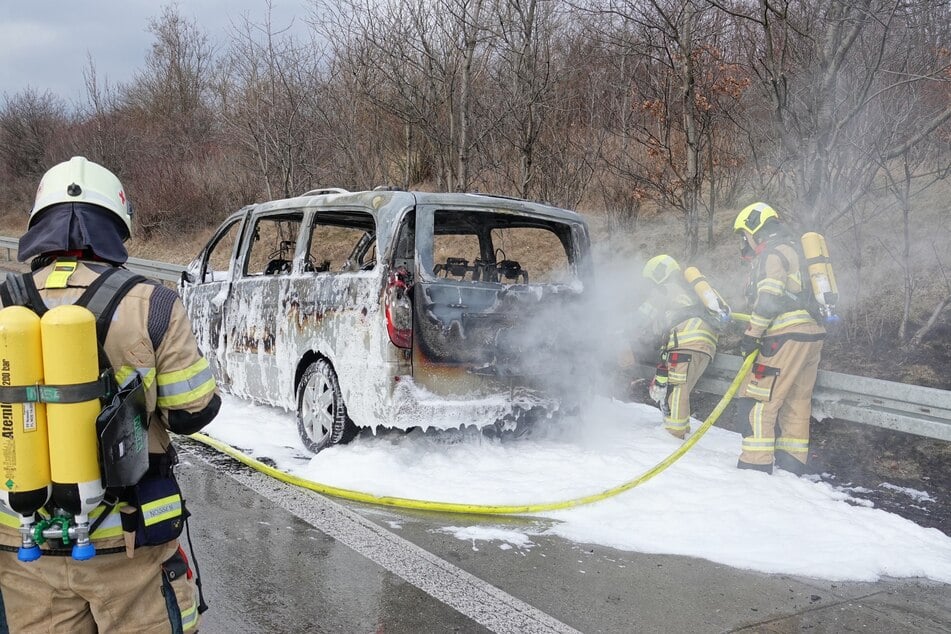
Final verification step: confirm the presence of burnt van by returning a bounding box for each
[180,189,592,452]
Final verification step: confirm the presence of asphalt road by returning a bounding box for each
[178,440,951,634]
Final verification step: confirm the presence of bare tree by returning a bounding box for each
[219,7,329,198]
[117,5,224,235]
[586,0,724,256]
[877,89,951,343]
[79,56,137,173]
[318,0,495,191]
[0,88,68,180]
[720,0,951,230]
[487,0,560,198]
[125,5,216,147]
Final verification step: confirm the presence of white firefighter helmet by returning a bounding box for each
[30,156,132,239]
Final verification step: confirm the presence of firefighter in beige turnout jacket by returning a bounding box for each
[637,255,719,439]
[0,157,220,632]
[733,203,824,475]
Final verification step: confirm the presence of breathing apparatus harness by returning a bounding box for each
[0,261,209,613]
[744,225,841,329]
[0,263,187,555]
[648,278,726,414]
[0,262,149,547]
[744,232,809,315]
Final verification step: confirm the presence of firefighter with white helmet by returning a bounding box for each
[0,157,219,632]
[733,202,825,475]
[636,254,724,439]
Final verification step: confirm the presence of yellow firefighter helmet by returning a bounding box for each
[642,254,681,285]
[734,202,779,236]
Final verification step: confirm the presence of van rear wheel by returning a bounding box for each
[297,359,352,453]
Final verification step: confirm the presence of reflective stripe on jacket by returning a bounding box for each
[637,281,719,359]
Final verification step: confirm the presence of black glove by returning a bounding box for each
[168,394,221,435]
[739,334,760,357]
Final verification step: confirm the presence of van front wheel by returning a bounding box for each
[297,359,350,453]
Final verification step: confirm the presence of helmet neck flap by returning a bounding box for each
[18,202,129,266]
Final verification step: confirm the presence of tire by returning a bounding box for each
[296,359,352,453]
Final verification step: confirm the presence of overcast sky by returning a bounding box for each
[0,1,310,103]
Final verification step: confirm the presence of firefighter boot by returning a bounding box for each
[774,450,806,476]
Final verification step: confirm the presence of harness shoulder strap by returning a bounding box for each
[0,277,11,306]
[1,272,48,315]
[758,241,791,277]
[74,268,147,373]
[75,268,148,345]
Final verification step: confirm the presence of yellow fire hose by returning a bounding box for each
[190,351,758,516]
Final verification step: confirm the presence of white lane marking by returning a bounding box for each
[182,445,580,634]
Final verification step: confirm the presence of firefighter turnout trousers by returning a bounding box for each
[0,539,200,633]
[735,334,823,473]
[664,350,711,438]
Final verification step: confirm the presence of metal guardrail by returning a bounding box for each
[632,353,951,442]
[0,236,17,262]
[1,235,949,440]
[124,256,185,283]
[0,236,185,282]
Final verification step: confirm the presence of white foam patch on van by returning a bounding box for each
[202,393,951,583]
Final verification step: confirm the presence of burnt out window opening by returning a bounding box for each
[430,209,576,285]
[203,219,242,282]
[304,210,376,274]
[433,233,481,280]
[244,213,304,276]
[342,230,376,272]
[390,213,416,276]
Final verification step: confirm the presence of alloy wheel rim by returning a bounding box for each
[302,371,335,446]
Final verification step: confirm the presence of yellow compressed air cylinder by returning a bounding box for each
[801,232,838,312]
[41,304,104,518]
[0,306,51,518]
[684,266,729,315]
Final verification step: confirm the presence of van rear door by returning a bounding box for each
[410,202,590,397]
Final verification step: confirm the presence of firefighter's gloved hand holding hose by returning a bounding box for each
[739,334,760,357]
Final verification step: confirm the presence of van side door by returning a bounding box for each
[180,214,246,381]
[224,210,304,402]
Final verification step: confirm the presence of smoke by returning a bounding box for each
[484,233,755,424]
[487,249,661,418]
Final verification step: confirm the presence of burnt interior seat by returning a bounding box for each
[265,258,292,275]
[496,260,528,284]
[434,257,475,280]
[303,256,331,273]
